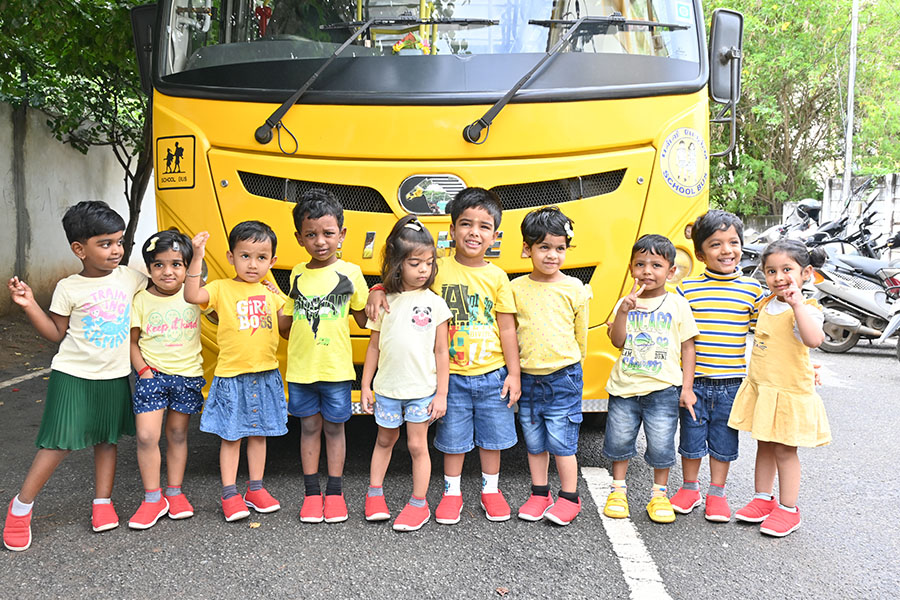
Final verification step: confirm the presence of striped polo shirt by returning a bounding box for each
[676,269,764,379]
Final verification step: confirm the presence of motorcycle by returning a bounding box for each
[876,301,900,363]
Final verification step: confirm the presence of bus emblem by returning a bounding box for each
[398,174,466,215]
[659,128,708,198]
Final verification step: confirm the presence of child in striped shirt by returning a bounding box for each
[669,210,764,522]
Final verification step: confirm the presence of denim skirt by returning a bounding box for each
[199,369,288,441]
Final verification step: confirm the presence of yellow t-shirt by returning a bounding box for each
[131,288,203,377]
[49,266,148,379]
[283,260,368,383]
[433,257,515,376]
[512,275,592,375]
[202,279,285,377]
[606,292,699,398]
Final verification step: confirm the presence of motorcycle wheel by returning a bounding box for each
[819,325,860,353]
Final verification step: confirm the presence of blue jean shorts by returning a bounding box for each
[678,377,741,462]
[287,380,352,423]
[133,371,205,415]
[199,369,288,441]
[434,366,517,454]
[603,386,680,469]
[518,363,583,457]
[374,393,433,429]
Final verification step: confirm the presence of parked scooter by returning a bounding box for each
[875,302,900,363]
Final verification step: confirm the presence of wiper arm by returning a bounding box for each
[255,17,499,149]
[462,14,689,144]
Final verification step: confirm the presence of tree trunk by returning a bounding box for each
[122,106,154,264]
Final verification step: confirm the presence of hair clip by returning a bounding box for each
[146,236,159,252]
[404,220,423,231]
[564,222,574,239]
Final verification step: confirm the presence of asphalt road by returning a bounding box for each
[1,341,898,599]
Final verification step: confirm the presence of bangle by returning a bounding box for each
[137,365,153,376]
[369,283,385,293]
[186,272,202,278]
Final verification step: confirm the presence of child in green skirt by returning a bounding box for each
[3,201,147,551]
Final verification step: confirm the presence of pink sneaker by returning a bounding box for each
[670,487,702,514]
[704,494,731,522]
[3,500,32,552]
[91,502,120,532]
[480,491,511,522]
[166,493,194,520]
[760,506,801,537]
[221,495,250,522]
[244,487,281,513]
[127,498,169,530]
[735,496,778,523]
[434,494,463,525]
[323,494,348,523]
[365,495,391,521]
[517,494,554,521]
[299,494,324,523]
[392,502,430,532]
[544,497,582,526]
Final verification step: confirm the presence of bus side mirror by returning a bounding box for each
[131,4,157,97]
[708,9,743,157]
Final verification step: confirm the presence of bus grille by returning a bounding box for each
[238,172,393,213]
[508,266,596,285]
[491,169,626,211]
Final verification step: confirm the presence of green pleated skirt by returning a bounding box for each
[35,371,136,450]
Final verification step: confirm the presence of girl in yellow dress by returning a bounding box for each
[728,239,831,537]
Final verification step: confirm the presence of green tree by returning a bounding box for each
[706,0,900,216]
[0,0,151,262]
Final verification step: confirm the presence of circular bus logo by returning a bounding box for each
[659,128,708,197]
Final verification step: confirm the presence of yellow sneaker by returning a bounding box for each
[603,491,629,519]
[646,495,676,523]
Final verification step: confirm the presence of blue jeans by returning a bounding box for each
[518,363,583,456]
[678,377,741,462]
[603,386,680,469]
[287,380,353,423]
[434,367,517,454]
[373,393,433,428]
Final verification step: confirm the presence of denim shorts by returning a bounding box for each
[199,369,288,441]
[374,393,433,429]
[434,366,517,454]
[287,380,352,423]
[133,371,205,415]
[678,377,741,462]
[518,363,583,457]
[603,386,680,469]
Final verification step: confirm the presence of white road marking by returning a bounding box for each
[582,466,673,600]
[0,368,51,390]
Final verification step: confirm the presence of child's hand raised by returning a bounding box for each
[191,231,210,261]
[7,277,35,307]
[782,281,803,307]
[619,280,646,313]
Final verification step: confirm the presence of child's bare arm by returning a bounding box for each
[365,288,390,321]
[784,284,825,348]
[8,277,68,342]
[278,310,292,339]
[430,321,450,422]
[130,327,154,378]
[497,311,521,407]
[184,232,211,305]
[680,337,697,421]
[360,331,381,414]
[610,281,644,349]
[351,308,368,329]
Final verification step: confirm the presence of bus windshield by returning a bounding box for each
[159,0,704,102]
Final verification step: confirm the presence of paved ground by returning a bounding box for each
[1,310,899,599]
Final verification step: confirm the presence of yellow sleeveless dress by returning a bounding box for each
[728,297,831,447]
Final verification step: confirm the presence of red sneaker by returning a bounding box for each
[299,494,324,523]
[480,491,511,522]
[221,495,250,522]
[434,494,463,525]
[517,494,554,521]
[670,487,702,514]
[3,500,32,552]
[704,494,731,522]
[392,502,430,532]
[244,487,281,513]
[760,506,801,537]
[735,496,777,523]
[365,495,390,521]
[92,502,120,532]
[545,496,582,526]
[166,493,194,520]
[324,494,348,523]
[127,498,169,530]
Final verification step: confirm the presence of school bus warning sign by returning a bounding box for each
[156,135,195,190]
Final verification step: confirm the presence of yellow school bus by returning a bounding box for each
[133,0,742,412]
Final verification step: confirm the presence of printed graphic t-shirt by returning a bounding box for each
[606,292,699,398]
[131,288,203,377]
[203,279,285,377]
[367,289,452,399]
[512,275,592,375]
[50,266,148,379]
[433,257,515,376]
[283,260,368,384]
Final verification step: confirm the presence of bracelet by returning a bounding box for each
[137,365,153,376]
[369,283,385,293]
[186,272,202,278]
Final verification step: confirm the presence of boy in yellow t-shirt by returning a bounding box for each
[283,189,368,524]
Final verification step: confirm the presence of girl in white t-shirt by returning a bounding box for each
[360,216,452,531]
[126,230,205,530]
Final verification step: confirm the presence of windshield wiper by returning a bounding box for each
[255,17,499,150]
[462,14,689,144]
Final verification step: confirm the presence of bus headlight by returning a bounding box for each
[672,248,693,284]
